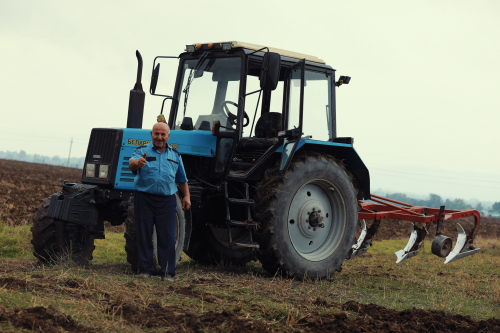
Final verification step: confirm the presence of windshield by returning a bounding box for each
[173,57,242,131]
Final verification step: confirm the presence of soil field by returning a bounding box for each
[1,238,499,332]
[1,159,499,332]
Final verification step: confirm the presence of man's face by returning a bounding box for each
[151,124,170,149]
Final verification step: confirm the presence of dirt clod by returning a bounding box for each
[0,305,96,332]
[298,301,500,332]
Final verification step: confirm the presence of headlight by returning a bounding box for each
[99,165,109,179]
[86,164,95,178]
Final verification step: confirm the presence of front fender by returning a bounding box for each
[46,184,100,225]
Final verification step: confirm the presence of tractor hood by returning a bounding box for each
[121,128,217,158]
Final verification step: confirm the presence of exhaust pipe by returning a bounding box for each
[126,50,145,129]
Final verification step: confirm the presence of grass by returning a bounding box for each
[0,222,499,332]
[0,222,31,258]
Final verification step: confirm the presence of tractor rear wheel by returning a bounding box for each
[255,154,358,279]
[185,224,255,266]
[31,197,95,265]
[124,193,185,274]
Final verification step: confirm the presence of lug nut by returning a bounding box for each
[319,223,324,228]
[313,227,317,231]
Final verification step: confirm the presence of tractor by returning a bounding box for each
[31,42,481,279]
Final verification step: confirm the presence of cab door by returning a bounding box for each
[279,59,305,174]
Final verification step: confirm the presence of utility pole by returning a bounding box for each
[67,138,73,167]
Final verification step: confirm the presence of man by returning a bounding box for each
[129,122,191,282]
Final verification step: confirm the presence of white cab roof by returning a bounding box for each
[192,41,326,64]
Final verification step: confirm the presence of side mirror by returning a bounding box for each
[150,63,160,94]
[260,52,281,90]
[149,56,177,97]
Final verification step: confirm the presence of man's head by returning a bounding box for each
[151,122,170,150]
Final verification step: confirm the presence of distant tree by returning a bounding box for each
[444,198,472,210]
[427,193,442,208]
[387,193,418,206]
[51,155,62,164]
[19,150,26,160]
[492,202,500,212]
[475,202,483,211]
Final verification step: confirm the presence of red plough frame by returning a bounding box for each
[359,194,480,235]
[349,194,481,264]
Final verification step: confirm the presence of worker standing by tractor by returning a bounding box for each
[129,122,191,282]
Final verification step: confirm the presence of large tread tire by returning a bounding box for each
[125,193,185,274]
[254,153,358,279]
[31,197,95,265]
[185,224,255,266]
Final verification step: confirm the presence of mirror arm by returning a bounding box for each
[160,97,173,115]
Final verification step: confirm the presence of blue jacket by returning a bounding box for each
[131,143,188,196]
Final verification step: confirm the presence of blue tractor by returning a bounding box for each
[31,42,370,278]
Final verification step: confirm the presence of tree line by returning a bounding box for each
[0,150,84,169]
[385,192,497,212]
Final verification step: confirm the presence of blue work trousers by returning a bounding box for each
[134,191,177,276]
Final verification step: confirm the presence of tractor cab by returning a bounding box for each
[151,42,346,182]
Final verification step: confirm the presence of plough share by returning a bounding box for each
[347,194,480,264]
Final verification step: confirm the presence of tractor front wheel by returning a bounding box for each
[31,197,95,265]
[255,154,359,279]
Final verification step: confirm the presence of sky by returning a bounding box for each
[1,0,499,202]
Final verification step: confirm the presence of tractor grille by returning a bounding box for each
[119,158,135,183]
[81,128,122,188]
[86,130,119,164]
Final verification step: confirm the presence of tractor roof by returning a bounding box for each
[188,41,326,64]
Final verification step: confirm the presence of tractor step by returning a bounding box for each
[230,242,260,248]
[228,220,258,228]
[223,181,258,251]
[227,198,254,204]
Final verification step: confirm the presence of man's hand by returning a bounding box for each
[182,196,191,211]
[137,153,147,168]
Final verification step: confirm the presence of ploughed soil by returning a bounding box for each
[0,159,124,232]
[1,274,499,332]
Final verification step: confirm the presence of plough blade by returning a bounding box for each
[444,223,480,264]
[346,220,372,260]
[394,223,425,264]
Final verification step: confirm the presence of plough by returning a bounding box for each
[347,194,481,264]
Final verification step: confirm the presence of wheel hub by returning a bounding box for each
[308,208,325,228]
[287,181,347,261]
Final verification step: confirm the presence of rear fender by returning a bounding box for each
[293,140,370,200]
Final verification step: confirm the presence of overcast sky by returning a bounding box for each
[1,0,499,202]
